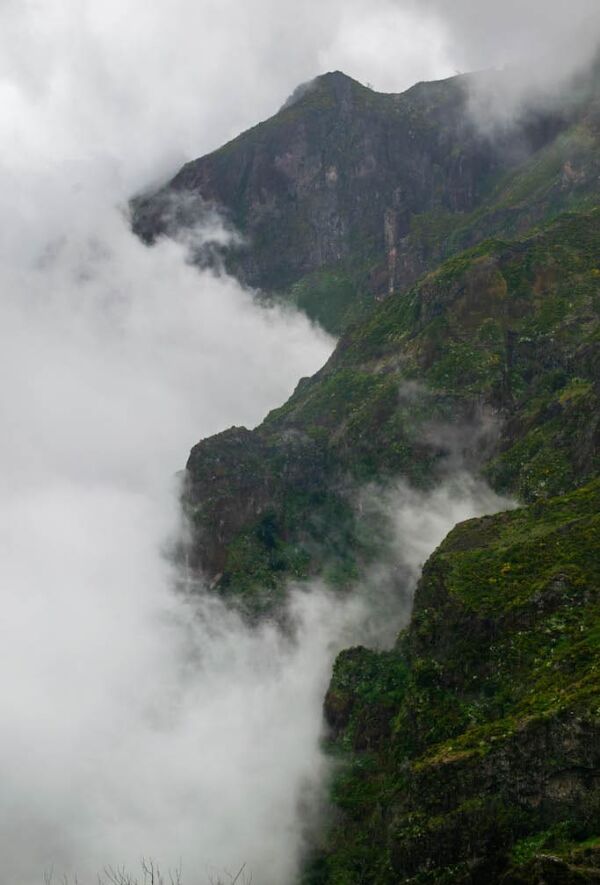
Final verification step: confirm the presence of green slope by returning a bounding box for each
[315,479,600,883]
[183,209,600,609]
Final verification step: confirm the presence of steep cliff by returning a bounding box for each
[133,65,600,881]
[317,479,600,883]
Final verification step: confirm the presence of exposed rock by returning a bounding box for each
[131,69,585,333]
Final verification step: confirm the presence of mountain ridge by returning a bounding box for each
[132,66,583,333]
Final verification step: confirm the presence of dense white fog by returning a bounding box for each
[0,0,598,882]
[0,176,336,882]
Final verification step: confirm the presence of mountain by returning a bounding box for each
[133,67,600,882]
[131,69,593,333]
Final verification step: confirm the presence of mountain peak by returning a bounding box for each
[280,70,367,111]
[314,70,361,86]
[309,69,369,97]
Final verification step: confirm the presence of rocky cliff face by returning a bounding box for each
[131,69,587,333]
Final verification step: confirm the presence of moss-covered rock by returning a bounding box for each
[315,480,600,884]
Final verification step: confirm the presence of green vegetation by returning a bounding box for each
[217,491,369,614]
[188,208,599,607]
[269,210,600,493]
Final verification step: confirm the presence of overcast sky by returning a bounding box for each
[2,0,599,195]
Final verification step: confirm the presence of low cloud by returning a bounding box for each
[353,472,515,649]
[0,139,333,882]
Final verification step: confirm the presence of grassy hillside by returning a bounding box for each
[314,479,600,883]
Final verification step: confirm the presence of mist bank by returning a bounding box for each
[0,143,336,881]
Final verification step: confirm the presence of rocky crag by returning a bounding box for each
[132,65,600,882]
[132,68,596,333]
